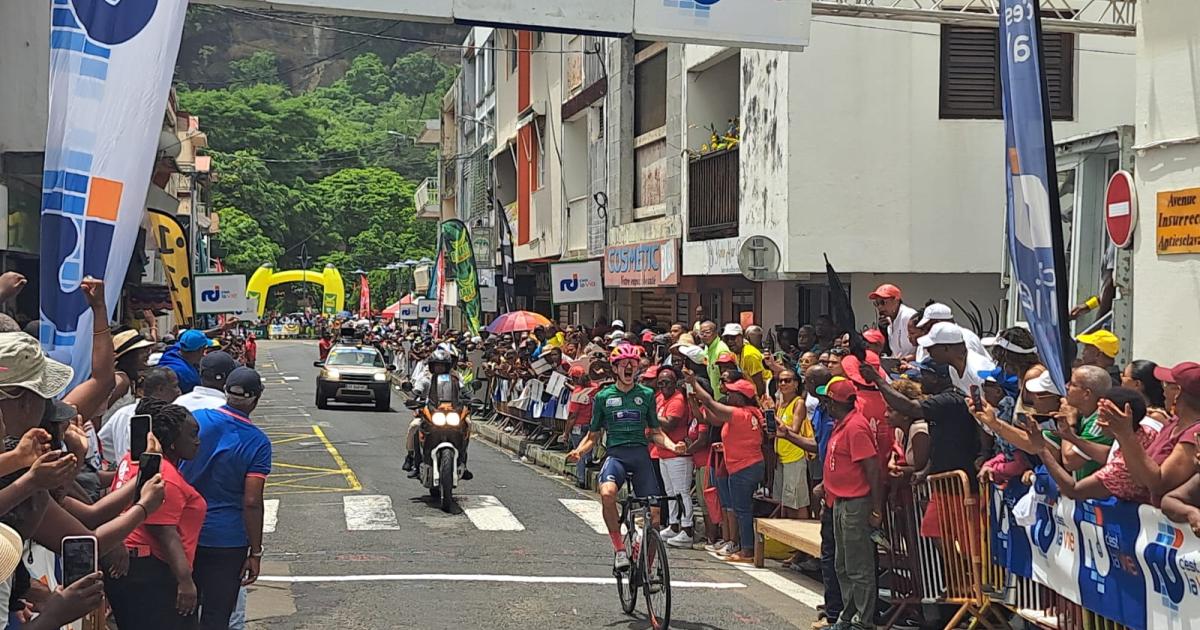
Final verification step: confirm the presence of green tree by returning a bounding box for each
[216,206,283,274]
[228,51,282,86]
[343,53,393,104]
[392,51,450,97]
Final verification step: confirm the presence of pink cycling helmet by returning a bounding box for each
[609,344,644,363]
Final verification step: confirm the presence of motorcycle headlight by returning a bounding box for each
[432,412,447,426]
[445,412,461,426]
[373,372,387,382]
[326,369,341,381]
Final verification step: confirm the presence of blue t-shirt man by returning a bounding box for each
[158,329,213,394]
[182,403,272,548]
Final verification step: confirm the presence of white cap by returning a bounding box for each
[1025,370,1059,394]
[917,322,964,348]
[611,319,625,330]
[917,303,953,328]
[722,323,744,337]
[679,345,707,365]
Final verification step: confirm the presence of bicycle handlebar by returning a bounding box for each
[621,494,685,507]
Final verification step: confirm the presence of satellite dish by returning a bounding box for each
[737,236,781,281]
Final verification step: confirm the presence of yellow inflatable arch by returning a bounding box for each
[246,264,345,317]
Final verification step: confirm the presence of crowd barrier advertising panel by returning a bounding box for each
[987,482,1200,630]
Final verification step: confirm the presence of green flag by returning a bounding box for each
[439,219,482,335]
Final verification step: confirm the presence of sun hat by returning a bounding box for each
[112,330,154,359]
[0,333,73,399]
[0,524,22,580]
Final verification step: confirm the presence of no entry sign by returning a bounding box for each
[1105,170,1137,249]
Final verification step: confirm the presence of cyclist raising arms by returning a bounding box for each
[568,344,686,571]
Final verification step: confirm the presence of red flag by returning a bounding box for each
[359,274,371,318]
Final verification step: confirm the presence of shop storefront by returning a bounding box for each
[603,238,681,327]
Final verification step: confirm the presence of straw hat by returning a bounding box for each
[0,523,22,580]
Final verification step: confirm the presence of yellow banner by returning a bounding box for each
[1156,188,1200,255]
[147,209,195,323]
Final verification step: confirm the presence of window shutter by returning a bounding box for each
[940,26,1075,121]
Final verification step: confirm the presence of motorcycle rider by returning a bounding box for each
[402,348,474,480]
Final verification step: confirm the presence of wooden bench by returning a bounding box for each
[753,518,822,568]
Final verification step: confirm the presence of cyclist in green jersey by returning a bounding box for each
[568,344,684,571]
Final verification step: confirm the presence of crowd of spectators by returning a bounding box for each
[464,281,1198,630]
[0,271,271,630]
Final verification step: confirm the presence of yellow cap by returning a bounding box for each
[1076,330,1119,358]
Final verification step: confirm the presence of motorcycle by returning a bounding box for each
[404,374,476,512]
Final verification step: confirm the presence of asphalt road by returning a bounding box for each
[244,340,823,629]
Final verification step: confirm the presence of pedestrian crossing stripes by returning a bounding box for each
[558,498,608,534]
[263,499,279,534]
[343,494,401,530]
[460,495,524,531]
[265,494,619,536]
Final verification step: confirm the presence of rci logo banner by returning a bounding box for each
[193,274,248,315]
[39,0,188,386]
[551,261,604,303]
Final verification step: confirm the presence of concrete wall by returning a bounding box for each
[778,18,1135,276]
[519,33,566,261]
[0,2,49,153]
[1130,2,1200,364]
[849,272,1006,333]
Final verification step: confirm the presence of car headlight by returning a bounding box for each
[326,369,341,381]
[445,412,461,426]
[373,372,387,382]
[432,412,447,426]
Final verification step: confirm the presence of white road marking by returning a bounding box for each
[729,562,823,609]
[343,495,400,531]
[257,573,745,589]
[559,498,608,534]
[460,495,524,531]
[263,499,279,534]
[283,376,300,381]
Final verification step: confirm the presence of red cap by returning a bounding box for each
[862,329,886,345]
[842,351,884,387]
[716,351,739,365]
[641,365,660,380]
[641,330,656,343]
[1154,361,1200,397]
[869,284,902,300]
[568,364,587,378]
[824,379,858,403]
[722,378,758,400]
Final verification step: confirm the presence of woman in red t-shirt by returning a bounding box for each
[106,399,208,630]
[684,369,765,563]
[651,368,696,547]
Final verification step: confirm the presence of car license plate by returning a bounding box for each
[344,384,369,391]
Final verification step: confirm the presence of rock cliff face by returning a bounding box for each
[178,6,466,91]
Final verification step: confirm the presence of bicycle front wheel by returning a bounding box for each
[642,527,672,629]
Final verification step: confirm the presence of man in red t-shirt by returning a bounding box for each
[563,365,597,488]
[318,333,333,362]
[816,379,883,630]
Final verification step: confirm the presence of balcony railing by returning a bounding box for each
[687,147,739,241]
[414,177,440,220]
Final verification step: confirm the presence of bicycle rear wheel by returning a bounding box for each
[642,527,672,629]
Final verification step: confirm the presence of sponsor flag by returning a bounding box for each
[358,274,371,318]
[999,2,1074,392]
[439,219,483,335]
[496,197,516,313]
[146,208,194,325]
[39,0,188,385]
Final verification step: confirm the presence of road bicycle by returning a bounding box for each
[615,491,684,630]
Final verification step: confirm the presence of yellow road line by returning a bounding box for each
[266,434,315,446]
[274,461,342,473]
[311,425,362,491]
[268,471,342,480]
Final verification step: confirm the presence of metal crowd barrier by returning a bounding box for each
[485,377,569,448]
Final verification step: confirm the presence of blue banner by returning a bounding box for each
[999,1,1073,393]
[986,482,1200,630]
